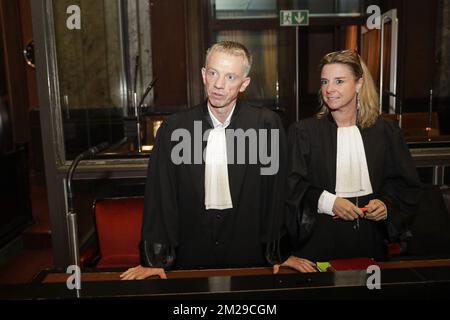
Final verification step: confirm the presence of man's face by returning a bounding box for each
[202,51,251,110]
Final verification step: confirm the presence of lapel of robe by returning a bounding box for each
[189,103,211,207]
[226,101,247,210]
[326,114,338,193]
[358,119,378,189]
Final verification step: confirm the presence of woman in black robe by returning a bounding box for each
[279,50,422,270]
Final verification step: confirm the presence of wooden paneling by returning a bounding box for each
[401,1,437,101]
[150,0,188,107]
[384,0,438,111]
[18,0,38,111]
[185,0,207,107]
[0,0,30,143]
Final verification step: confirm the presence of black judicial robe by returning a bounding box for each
[140,101,287,269]
[287,115,422,261]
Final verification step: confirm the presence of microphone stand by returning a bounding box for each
[396,95,402,129]
[65,141,109,298]
[134,78,158,152]
[426,89,433,130]
[133,56,142,152]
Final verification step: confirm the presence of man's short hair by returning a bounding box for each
[205,41,252,76]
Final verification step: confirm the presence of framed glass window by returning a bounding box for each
[51,0,153,160]
[213,0,277,19]
[291,0,361,15]
[207,0,365,123]
[214,30,279,109]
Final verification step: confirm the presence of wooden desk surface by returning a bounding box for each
[41,266,296,283]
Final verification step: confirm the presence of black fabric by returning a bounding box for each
[140,101,287,269]
[406,185,450,256]
[140,241,175,268]
[287,115,422,261]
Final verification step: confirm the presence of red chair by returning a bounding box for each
[87,197,144,268]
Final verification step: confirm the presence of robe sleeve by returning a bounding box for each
[259,111,290,264]
[378,120,423,242]
[285,122,323,251]
[140,119,178,269]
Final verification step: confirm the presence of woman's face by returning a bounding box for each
[320,63,363,112]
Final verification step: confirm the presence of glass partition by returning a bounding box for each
[52,0,124,159]
[215,30,279,109]
[51,0,153,160]
[361,9,398,114]
[291,0,361,14]
[213,0,277,19]
[209,0,364,124]
[212,0,361,18]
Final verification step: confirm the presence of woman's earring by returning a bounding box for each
[356,92,361,110]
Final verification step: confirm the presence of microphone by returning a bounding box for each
[82,141,110,157]
[133,78,157,153]
[137,77,158,109]
[427,89,433,131]
[132,55,140,116]
[133,55,140,95]
[383,90,396,98]
[65,141,109,298]
[383,91,403,128]
[67,141,109,210]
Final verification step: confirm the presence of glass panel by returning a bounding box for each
[214,30,279,109]
[291,0,361,14]
[212,0,277,19]
[337,0,361,14]
[361,10,399,115]
[53,0,126,159]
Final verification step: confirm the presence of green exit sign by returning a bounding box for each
[280,10,309,26]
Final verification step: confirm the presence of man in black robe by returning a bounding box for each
[121,41,288,280]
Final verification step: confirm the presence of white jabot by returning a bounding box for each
[204,104,235,210]
[335,125,373,197]
[318,125,373,215]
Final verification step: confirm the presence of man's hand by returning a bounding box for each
[364,199,387,221]
[273,255,317,274]
[120,265,167,280]
[332,197,364,220]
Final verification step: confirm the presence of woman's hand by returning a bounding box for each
[273,255,317,274]
[364,199,387,221]
[120,265,167,280]
[332,197,364,220]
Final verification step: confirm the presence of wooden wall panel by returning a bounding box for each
[18,0,38,111]
[0,0,30,143]
[150,0,188,107]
